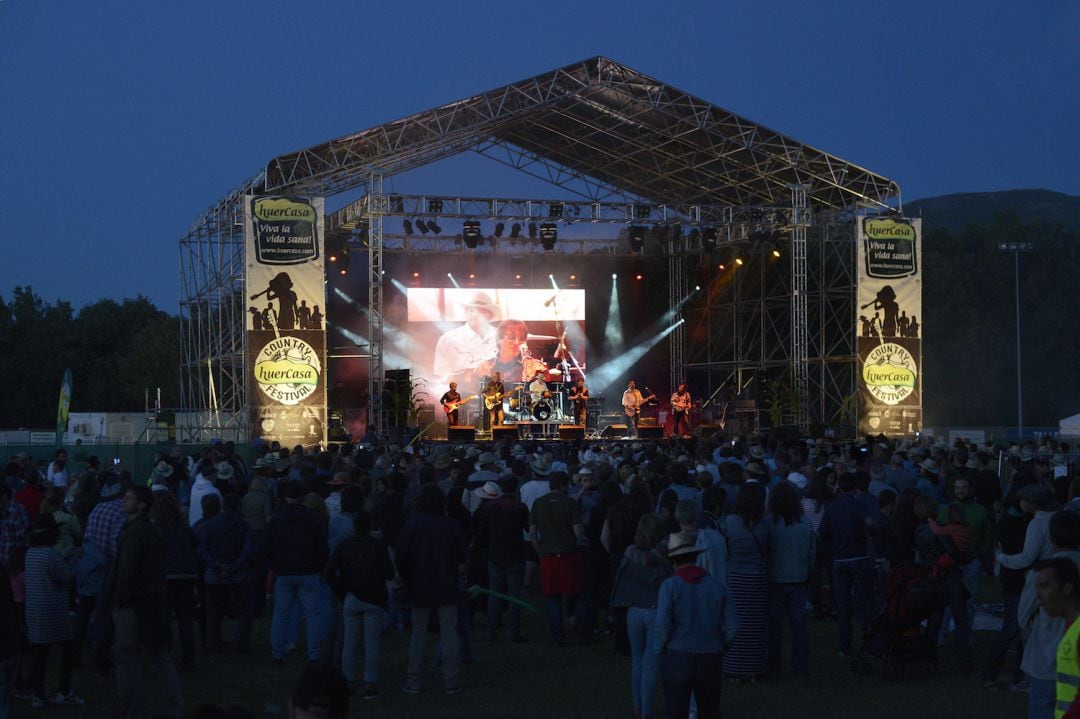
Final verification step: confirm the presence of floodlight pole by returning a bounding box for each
[998,242,1033,441]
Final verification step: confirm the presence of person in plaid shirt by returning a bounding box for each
[0,481,31,568]
[85,478,128,561]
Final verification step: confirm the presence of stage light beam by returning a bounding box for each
[605,274,624,355]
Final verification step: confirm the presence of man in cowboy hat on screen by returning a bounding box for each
[433,292,500,386]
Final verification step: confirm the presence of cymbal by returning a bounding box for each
[526,333,558,340]
[548,368,562,375]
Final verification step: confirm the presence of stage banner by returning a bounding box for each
[856,217,922,436]
[244,195,328,447]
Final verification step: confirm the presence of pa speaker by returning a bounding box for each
[601,424,629,438]
[558,425,585,440]
[638,425,664,439]
[696,424,724,439]
[447,426,476,443]
[492,426,518,441]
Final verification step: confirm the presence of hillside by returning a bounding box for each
[906,189,1080,232]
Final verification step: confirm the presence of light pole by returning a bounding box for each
[998,241,1033,440]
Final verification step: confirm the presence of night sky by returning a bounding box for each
[2,0,1077,312]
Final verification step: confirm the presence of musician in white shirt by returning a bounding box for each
[621,381,645,438]
[670,383,692,437]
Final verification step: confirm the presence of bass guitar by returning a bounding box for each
[442,394,478,414]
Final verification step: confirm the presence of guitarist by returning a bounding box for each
[483,372,506,428]
[621,380,646,438]
[568,377,589,426]
[670,383,692,437]
[440,382,463,427]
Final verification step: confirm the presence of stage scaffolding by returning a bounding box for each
[179,56,899,440]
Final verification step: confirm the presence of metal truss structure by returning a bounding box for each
[180,56,898,439]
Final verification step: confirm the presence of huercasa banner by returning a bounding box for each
[245,195,327,447]
[856,217,922,436]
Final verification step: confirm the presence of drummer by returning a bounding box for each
[528,369,550,402]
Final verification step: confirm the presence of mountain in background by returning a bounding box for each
[906,189,1080,232]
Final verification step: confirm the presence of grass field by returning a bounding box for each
[27,590,1027,719]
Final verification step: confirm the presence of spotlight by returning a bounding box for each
[569,275,577,281]
[772,249,781,258]
[428,199,443,213]
[415,220,429,234]
[468,273,476,280]
[493,222,505,238]
[635,274,644,281]
[634,204,651,219]
[735,257,744,266]
[412,272,420,278]
[515,274,522,280]
[390,195,404,213]
[695,285,701,291]
[528,222,538,239]
[702,227,718,251]
[510,223,522,239]
[718,263,726,271]
[402,219,413,236]
[540,223,557,250]
[427,219,442,235]
[463,220,482,249]
[548,202,563,218]
[339,267,347,276]
[629,225,647,253]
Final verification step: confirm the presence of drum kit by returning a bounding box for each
[501,332,581,423]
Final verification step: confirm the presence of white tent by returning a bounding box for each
[1061,413,1080,437]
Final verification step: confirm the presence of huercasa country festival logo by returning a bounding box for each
[253,336,321,405]
[862,342,917,405]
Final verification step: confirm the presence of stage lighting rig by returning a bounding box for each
[539,223,557,250]
[702,227,718,251]
[510,223,522,239]
[402,219,414,236]
[493,222,505,238]
[463,220,482,248]
[528,222,538,239]
[548,202,563,218]
[415,220,429,234]
[428,199,443,213]
[628,225,646,253]
[428,219,442,235]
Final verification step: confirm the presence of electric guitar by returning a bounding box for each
[671,393,692,412]
[623,393,656,417]
[483,391,505,410]
[442,394,478,414]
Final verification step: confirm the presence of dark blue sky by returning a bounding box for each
[2,1,1077,312]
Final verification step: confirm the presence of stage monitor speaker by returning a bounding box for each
[492,426,518,441]
[447,426,476,443]
[601,424,629,438]
[638,426,664,439]
[696,424,725,439]
[638,417,658,427]
[558,425,584,440]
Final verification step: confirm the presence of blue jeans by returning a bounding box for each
[660,650,721,719]
[767,583,809,675]
[341,594,385,685]
[271,573,326,661]
[832,558,874,655]
[486,562,524,639]
[626,607,660,716]
[1028,675,1054,719]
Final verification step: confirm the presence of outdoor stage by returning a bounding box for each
[179,57,905,448]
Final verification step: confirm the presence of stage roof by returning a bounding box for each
[262,56,898,212]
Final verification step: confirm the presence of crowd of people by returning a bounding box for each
[0,433,1076,718]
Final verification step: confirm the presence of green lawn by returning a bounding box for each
[34,592,1026,718]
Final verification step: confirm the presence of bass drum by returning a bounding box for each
[531,401,552,421]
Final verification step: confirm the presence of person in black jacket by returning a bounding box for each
[267,481,329,663]
[200,493,253,654]
[324,510,395,699]
[396,484,468,695]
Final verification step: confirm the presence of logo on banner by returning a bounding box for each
[253,336,322,405]
[250,197,320,265]
[863,218,918,279]
[862,342,917,405]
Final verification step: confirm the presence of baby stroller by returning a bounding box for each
[855,562,942,678]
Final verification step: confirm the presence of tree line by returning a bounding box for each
[0,288,179,428]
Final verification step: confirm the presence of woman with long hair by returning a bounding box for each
[149,489,198,672]
[721,484,769,680]
[766,481,816,677]
[610,513,670,719]
[802,472,835,619]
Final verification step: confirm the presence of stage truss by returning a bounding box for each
[179,56,899,440]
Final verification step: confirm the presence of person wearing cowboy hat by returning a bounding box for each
[468,452,501,489]
[519,456,552,511]
[474,476,530,643]
[654,530,740,719]
[529,471,585,645]
[433,291,500,385]
[915,457,943,504]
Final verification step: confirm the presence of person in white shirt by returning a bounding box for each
[188,464,223,527]
[621,381,645,438]
[47,449,69,489]
[432,293,499,386]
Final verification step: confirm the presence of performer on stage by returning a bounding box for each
[483,372,506,427]
[440,382,462,427]
[568,377,589,426]
[528,369,549,401]
[622,380,645,438]
[670,383,692,437]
